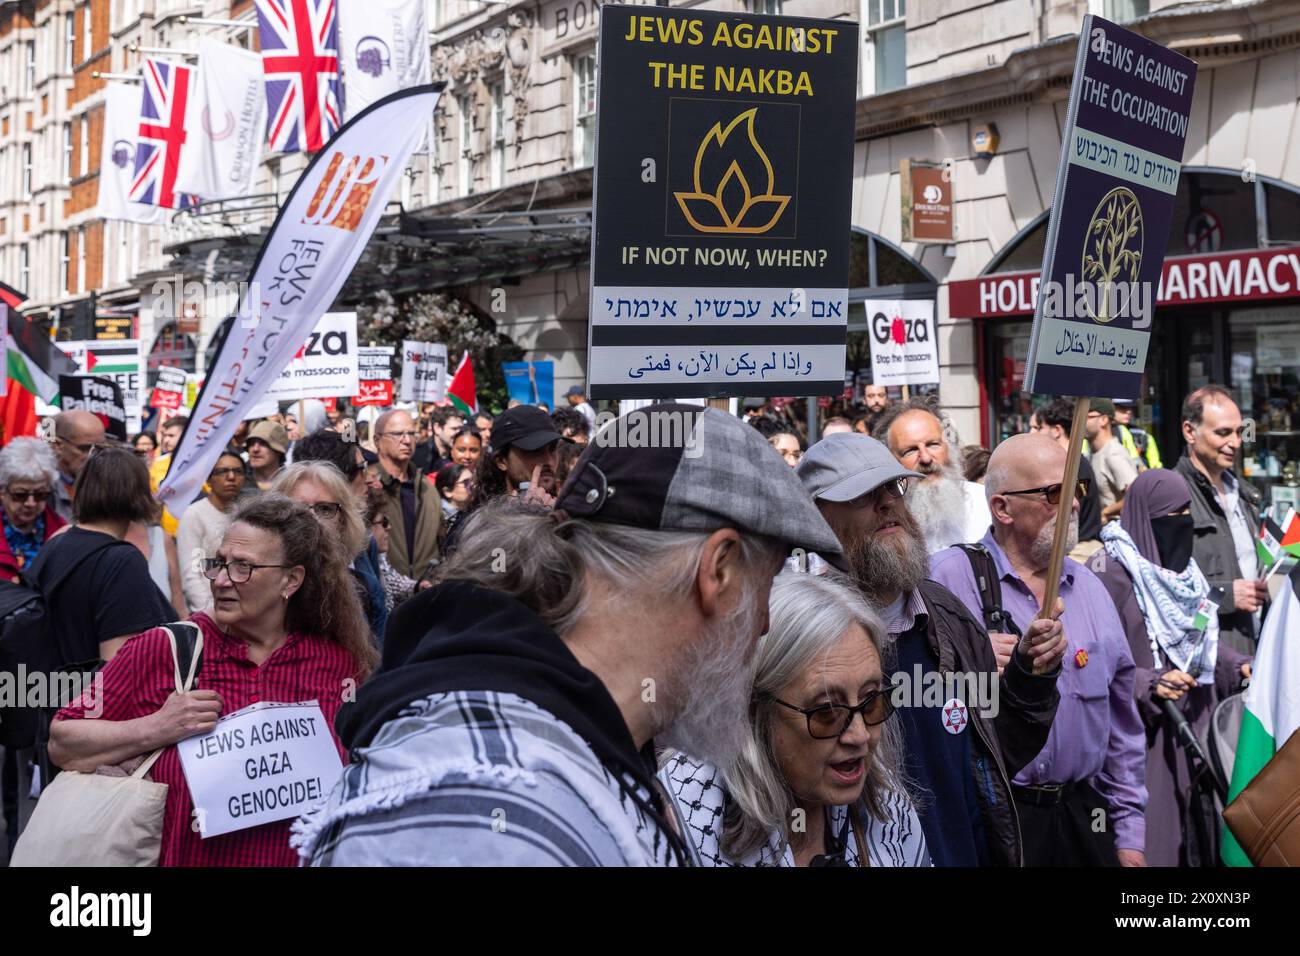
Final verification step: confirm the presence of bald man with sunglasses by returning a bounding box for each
[931,434,1147,868]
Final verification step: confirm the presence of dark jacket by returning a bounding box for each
[916,579,1061,867]
[1096,560,1249,865]
[377,462,442,580]
[1174,453,1261,654]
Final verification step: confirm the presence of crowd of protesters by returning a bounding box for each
[0,377,1276,868]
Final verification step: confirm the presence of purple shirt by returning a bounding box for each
[929,530,1148,851]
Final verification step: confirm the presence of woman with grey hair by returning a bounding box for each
[660,572,929,866]
[0,436,66,582]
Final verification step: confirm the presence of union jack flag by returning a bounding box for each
[255,0,343,153]
[131,59,200,210]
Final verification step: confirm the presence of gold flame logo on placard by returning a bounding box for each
[1081,186,1144,324]
[674,109,791,235]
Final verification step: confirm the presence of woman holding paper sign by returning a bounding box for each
[49,494,373,867]
[1094,469,1252,867]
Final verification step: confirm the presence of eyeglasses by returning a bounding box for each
[774,688,895,739]
[5,488,49,503]
[1002,479,1091,506]
[210,467,244,479]
[307,502,343,519]
[52,437,97,454]
[201,558,290,584]
[380,430,418,441]
[846,477,910,507]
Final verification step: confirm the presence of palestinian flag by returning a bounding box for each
[1258,515,1285,570]
[1280,509,1300,559]
[7,306,75,403]
[446,352,477,415]
[1222,564,1300,865]
[0,280,25,310]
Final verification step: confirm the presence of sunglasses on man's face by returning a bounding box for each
[1002,479,1091,507]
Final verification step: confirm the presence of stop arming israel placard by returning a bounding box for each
[178,700,344,839]
[264,312,359,401]
[158,85,443,522]
[400,340,447,403]
[1023,16,1196,399]
[866,300,939,388]
[587,7,858,400]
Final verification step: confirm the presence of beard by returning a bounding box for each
[907,459,969,553]
[843,516,932,609]
[1029,512,1080,567]
[657,577,764,768]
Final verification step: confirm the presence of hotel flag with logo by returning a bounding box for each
[96,83,169,224]
[255,0,343,153]
[132,60,201,210]
[1223,564,1300,866]
[446,352,477,415]
[158,84,443,522]
[338,0,429,123]
[175,39,267,200]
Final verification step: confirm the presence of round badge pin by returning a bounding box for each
[941,698,968,735]
[1075,648,1089,668]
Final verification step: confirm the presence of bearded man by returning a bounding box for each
[300,404,842,866]
[875,400,992,553]
[795,433,1064,866]
[930,434,1148,867]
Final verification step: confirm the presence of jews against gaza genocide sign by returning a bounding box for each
[587,7,858,400]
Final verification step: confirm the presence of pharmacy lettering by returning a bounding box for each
[1024,16,1195,398]
[588,6,857,400]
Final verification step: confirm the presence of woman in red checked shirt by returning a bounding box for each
[49,493,377,867]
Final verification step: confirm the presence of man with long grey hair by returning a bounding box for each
[661,572,929,866]
[796,433,1066,866]
[296,404,846,866]
[875,398,992,553]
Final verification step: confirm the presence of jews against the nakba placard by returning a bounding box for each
[587,6,858,400]
[178,700,344,838]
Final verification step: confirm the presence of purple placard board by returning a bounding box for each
[1024,16,1197,399]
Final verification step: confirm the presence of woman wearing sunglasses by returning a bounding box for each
[660,572,929,866]
[0,437,66,583]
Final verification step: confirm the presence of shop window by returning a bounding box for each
[1233,309,1300,517]
[1170,171,1257,255]
[1264,182,1300,245]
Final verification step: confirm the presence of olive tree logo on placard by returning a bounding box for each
[302,151,390,232]
[669,103,798,237]
[1081,186,1144,324]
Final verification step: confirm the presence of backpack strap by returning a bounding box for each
[955,544,1022,638]
[132,621,204,781]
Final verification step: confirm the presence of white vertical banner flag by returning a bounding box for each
[158,85,444,521]
[175,39,266,200]
[338,0,430,122]
[95,82,169,224]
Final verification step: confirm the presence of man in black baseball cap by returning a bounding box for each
[303,403,845,867]
[481,404,568,504]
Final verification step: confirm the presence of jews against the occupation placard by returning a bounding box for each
[865,300,939,388]
[400,341,448,403]
[178,700,344,839]
[1024,16,1196,398]
[264,312,359,401]
[157,85,443,522]
[587,7,858,400]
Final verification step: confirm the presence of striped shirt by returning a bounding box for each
[55,612,360,867]
[295,690,681,866]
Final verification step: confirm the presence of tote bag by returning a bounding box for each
[10,623,203,867]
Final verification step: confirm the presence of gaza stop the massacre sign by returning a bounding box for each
[587,7,858,399]
[1024,16,1196,399]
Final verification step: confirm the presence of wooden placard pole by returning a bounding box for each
[901,384,911,401]
[707,397,729,412]
[297,398,305,439]
[1039,396,1090,617]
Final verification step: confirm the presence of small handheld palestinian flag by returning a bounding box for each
[1280,508,1300,559]
[446,352,477,416]
[1258,515,1285,571]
